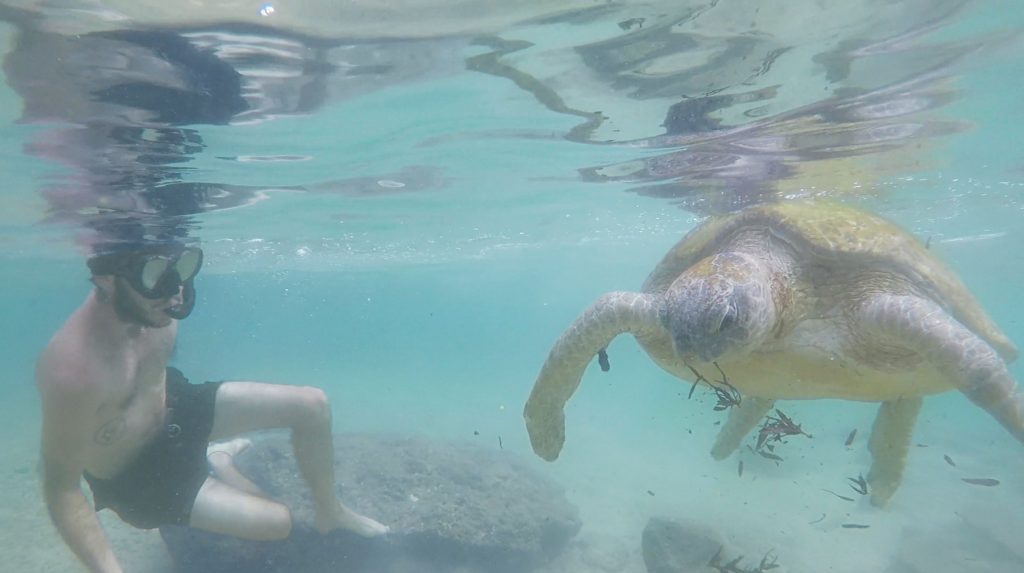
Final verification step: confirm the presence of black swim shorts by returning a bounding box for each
[83,367,222,529]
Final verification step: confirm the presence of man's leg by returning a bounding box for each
[207,438,263,495]
[208,382,388,536]
[189,477,292,540]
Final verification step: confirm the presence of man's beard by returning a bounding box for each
[113,280,169,328]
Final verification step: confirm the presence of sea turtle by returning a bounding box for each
[523,200,1021,506]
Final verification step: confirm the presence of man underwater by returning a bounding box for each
[36,242,387,573]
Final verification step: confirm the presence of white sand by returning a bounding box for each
[5,367,1022,572]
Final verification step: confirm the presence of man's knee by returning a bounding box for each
[295,386,331,428]
[263,507,294,541]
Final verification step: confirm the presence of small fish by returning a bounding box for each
[944,454,956,467]
[844,429,857,447]
[647,489,655,496]
[757,449,784,462]
[738,460,744,477]
[823,489,855,502]
[841,523,871,529]
[961,478,1000,487]
[925,235,932,249]
[473,430,479,436]
[597,348,610,372]
[809,513,827,524]
[498,436,503,450]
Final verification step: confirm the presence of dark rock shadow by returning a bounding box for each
[161,433,581,573]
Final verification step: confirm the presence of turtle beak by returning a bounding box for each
[697,343,727,362]
[674,335,729,363]
[662,295,734,362]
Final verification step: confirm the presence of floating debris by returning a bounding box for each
[498,436,503,450]
[961,478,999,487]
[686,364,706,398]
[617,17,646,31]
[686,362,742,410]
[809,513,826,524]
[708,546,780,573]
[848,474,869,496]
[841,523,871,529]
[844,429,857,447]
[756,409,812,451]
[709,363,742,410]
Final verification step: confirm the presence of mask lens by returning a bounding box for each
[174,249,202,281]
[140,258,171,291]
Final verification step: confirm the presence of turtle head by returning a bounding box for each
[661,252,777,362]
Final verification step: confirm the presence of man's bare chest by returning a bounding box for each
[85,338,173,475]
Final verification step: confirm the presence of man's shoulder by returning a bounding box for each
[37,352,94,399]
[36,316,100,396]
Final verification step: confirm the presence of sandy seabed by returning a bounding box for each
[4,389,1023,573]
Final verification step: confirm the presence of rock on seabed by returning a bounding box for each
[161,434,581,573]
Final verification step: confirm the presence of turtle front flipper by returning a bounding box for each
[711,396,774,460]
[524,291,663,461]
[857,293,1024,443]
[867,397,922,507]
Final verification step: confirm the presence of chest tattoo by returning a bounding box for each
[94,416,127,445]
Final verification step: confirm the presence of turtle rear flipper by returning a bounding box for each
[867,397,923,507]
[856,294,1024,443]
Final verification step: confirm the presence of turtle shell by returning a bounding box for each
[642,201,1017,361]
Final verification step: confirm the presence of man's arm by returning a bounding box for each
[37,361,122,573]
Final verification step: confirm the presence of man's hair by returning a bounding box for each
[87,253,125,277]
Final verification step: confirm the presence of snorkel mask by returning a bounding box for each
[88,246,203,319]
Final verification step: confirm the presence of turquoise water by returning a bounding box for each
[2,1,1023,572]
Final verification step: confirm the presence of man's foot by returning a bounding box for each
[314,502,389,537]
[207,438,264,496]
[207,437,253,458]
